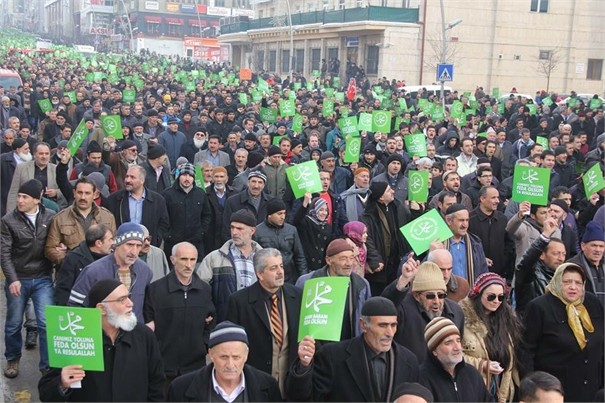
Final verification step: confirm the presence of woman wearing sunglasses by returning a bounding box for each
[459,273,522,402]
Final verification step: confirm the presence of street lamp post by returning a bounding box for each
[439,0,462,112]
[118,0,134,51]
[285,0,294,80]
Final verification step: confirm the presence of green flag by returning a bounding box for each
[408,170,429,202]
[344,137,362,163]
[334,92,345,103]
[536,136,549,149]
[37,98,53,114]
[66,119,89,155]
[293,82,302,91]
[492,88,500,98]
[46,306,104,371]
[195,164,205,189]
[339,116,358,137]
[542,97,553,106]
[272,135,285,146]
[450,101,464,119]
[323,99,335,116]
[291,114,303,133]
[279,99,295,117]
[122,90,136,103]
[258,77,270,92]
[511,165,551,205]
[404,134,428,157]
[260,107,277,123]
[400,209,453,255]
[65,91,77,104]
[358,113,373,132]
[372,110,391,133]
[239,93,249,105]
[286,160,322,199]
[582,163,605,198]
[417,99,429,111]
[589,98,603,110]
[398,98,408,111]
[101,115,123,139]
[312,70,320,77]
[527,104,537,115]
[298,277,350,342]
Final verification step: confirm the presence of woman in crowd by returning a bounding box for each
[294,192,332,271]
[522,263,604,402]
[459,273,522,402]
[343,221,368,278]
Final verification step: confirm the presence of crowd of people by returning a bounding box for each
[0,30,604,402]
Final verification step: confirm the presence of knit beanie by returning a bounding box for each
[18,179,44,200]
[208,321,249,349]
[178,163,195,178]
[424,317,460,352]
[87,140,103,154]
[147,144,166,160]
[369,181,389,201]
[326,238,354,257]
[361,296,398,316]
[582,221,605,243]
[469,272,507,299]
[11,138,26,151]
[87,279,123,308]
[114,222,145,246]
[230,209,257,227]
[266,198,287,216]
[412,262,446,292]
[247,168,267,183]
[247,152,265,168]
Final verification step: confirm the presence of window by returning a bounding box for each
[146,22,160,35]
[269,50,277,72]
[281,49,290,73]
[539,50,551,60]
[295,49,304,73]
[310,48,321,71]
[587,59,603,81]
[338,0,345,9]
[256,50,265,71]
[530,0,548,12]
[215,0,225,6]
[366,45,379,74]
[327,47,339,62]
[166,24,183,37]
[258,10,263,18]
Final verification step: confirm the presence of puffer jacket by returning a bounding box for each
[459,298,519,402]
[1,205,55,284]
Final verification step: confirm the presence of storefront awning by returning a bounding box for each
[144,16,162,24]
[166,17,184,25]
[189,19,207,27]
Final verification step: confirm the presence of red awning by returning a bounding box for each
[144,16,162,24]
[189,19,207,27]
[166,17,184,25]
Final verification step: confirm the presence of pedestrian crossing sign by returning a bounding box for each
[437,64,454,82]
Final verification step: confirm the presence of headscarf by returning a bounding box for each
[545,263,594,350]
[344,221,367,265]
[307,197,328,225]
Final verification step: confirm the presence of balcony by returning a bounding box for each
[219,6,419,35]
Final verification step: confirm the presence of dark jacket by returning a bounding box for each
[567,252,604,305]
[382,281,465,363]
[54,241,99,306]
[179,140,205,164]
[38,324,166,402]
[0,151,18,216]
[553,161,575,188]
[329,166,353,195]
[141,161,172,194]
[293,204,333,271]
[221,189,273,242]
[514,235,555,315]
[167,363,281,402]
[468,207,512,279]
[288,190,348,236]
[204,184,233,254]
[144,270,215,378]
[0,205,55,284]
[103,188,170,247]
[286,336,419,402]
[162,181,211,257]
[254,220,308,283]
[522,292,604,402]
[226,282,302,377]
[419,353,492,402]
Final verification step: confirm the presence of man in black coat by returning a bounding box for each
[227,248,302,397]
[205,166,232,254]
[286,297,419,402]
[103,165,170,247]
[167,321,281,402]
[141,144,172,193]
[144,242,215,386]
[162,163,211,259]
[54,224,114,305]
[0,138,30,216]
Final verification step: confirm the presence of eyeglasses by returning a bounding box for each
[102,294,131,304]
[486,293,505,302]
[423,292,447,300]
[144,236,152,242]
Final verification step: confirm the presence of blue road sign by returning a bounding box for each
[437,64,454,82]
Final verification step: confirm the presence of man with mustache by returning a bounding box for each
[68,223,153,323]
[286,297,419,401]
[144,242,215,388]
[226,248,302,397]
[39,279,166,401]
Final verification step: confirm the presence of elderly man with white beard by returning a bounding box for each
[39,279,166,401]
[68,223,153,323]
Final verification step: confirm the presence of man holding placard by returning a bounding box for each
[39,279,165,401]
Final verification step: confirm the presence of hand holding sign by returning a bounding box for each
[61,365,85,389]
[297,336,316,367]
[396,253,420,291]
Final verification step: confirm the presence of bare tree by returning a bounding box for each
[536,48,561,92]
[423,30,460,83]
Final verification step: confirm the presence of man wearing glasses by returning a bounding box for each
[382,261,464,364]
[68,222,153,323]
[102,138,146,190]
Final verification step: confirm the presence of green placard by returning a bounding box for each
[373,85,383,94]
[404,133,428,157]
[293,82,302,91]
[324,88,335,98]
[408,170,429,202]
[477,132,487,138]
[66,119,89,156]
[358,113,373,132]
[260,107,277,123]
[101,115,123,139]
[286,160,323,198]
[527,104,537,115]
[195,164,204,188]
[582,163,605,198]
[239,93,248,105]
[542,97,553,106]
[46,305,104,371]
[417,99,429,111]
[344,136,362,163]
[589,98,603,110]
[567,97,579,108]
[511,165,551,206]
[291,114,303,133]
[372,110,391,133]
[298,277,350,342]
[536,136,549,149]
[258,77,270,92]
[65,91,77,104]
[279,99,295,117]
[251,91,263,103]
[332,77,341,88]
[450,101,464,119]
[288,90,296,100]
[272,135,285,146]
[38,98,53,113]
[397,97,408,111]
[122,90,136,103]
[323,99,335,116]
[492,88,500,98]
[339,116,358,137]
[400,209,453,255]
[335,92,345,103]
[312,70,320,77]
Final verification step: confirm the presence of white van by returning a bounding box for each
[401,85,453,99]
